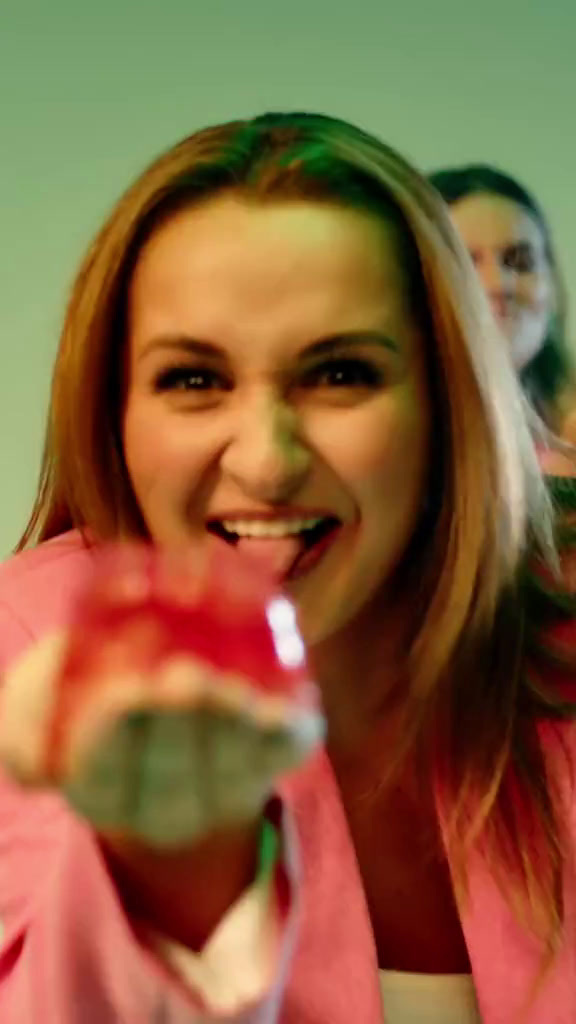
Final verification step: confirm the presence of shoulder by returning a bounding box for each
[522,481,576,702]
[539,451,576,477]
[0,531,96,668]
[0,530,95,609]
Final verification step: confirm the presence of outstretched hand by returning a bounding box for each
[0,543,323,849]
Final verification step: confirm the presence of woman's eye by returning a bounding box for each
[153,366,230,393]
[301,358,384,390]
[503,245,536,273]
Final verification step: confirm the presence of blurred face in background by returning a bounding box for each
[449,192,555,372]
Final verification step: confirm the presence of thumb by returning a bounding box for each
[0,631,68,784]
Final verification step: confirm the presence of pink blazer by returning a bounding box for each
[0,532,574,1023]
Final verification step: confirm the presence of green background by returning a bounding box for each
[2,0,574,554]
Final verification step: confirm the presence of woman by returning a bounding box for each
[0,112,575,1023]
[429,163,576,473]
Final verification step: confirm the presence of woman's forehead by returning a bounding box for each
[449,192,547,250]
[127,196,420,346]
[132,196,409,281]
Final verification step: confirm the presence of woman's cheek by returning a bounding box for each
[521,273,553,314]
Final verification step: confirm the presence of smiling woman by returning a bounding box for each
[0,113,575,1024]
[121,196,429,643]
[428,164,576,444]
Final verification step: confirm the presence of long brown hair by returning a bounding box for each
[18,112,575,965]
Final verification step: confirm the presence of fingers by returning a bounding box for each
[64,705,317,848]
[0,623,323,850]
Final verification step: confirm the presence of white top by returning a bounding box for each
[379,970,481,1023]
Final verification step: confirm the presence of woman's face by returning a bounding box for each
[449,192,555,372]
[122,196,431,645]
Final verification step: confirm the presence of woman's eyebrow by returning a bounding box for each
[137,330,400,364]
[301,332,401,358]
[137,336,226,363]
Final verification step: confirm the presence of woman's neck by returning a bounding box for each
[310,599,409,755]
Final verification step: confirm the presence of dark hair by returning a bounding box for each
[429,164,571,428]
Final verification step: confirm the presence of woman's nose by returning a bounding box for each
[219,396,312,503]
[475,253,515,298]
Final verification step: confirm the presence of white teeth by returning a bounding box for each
[221,517,324,538]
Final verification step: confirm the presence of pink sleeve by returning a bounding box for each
[0,602,62,934]
[0,791,300,1023]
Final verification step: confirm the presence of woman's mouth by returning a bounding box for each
[206,515,341,582]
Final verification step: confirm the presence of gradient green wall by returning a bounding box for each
[2,0,574,554]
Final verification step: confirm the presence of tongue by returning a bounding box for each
[235,536,304,578]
